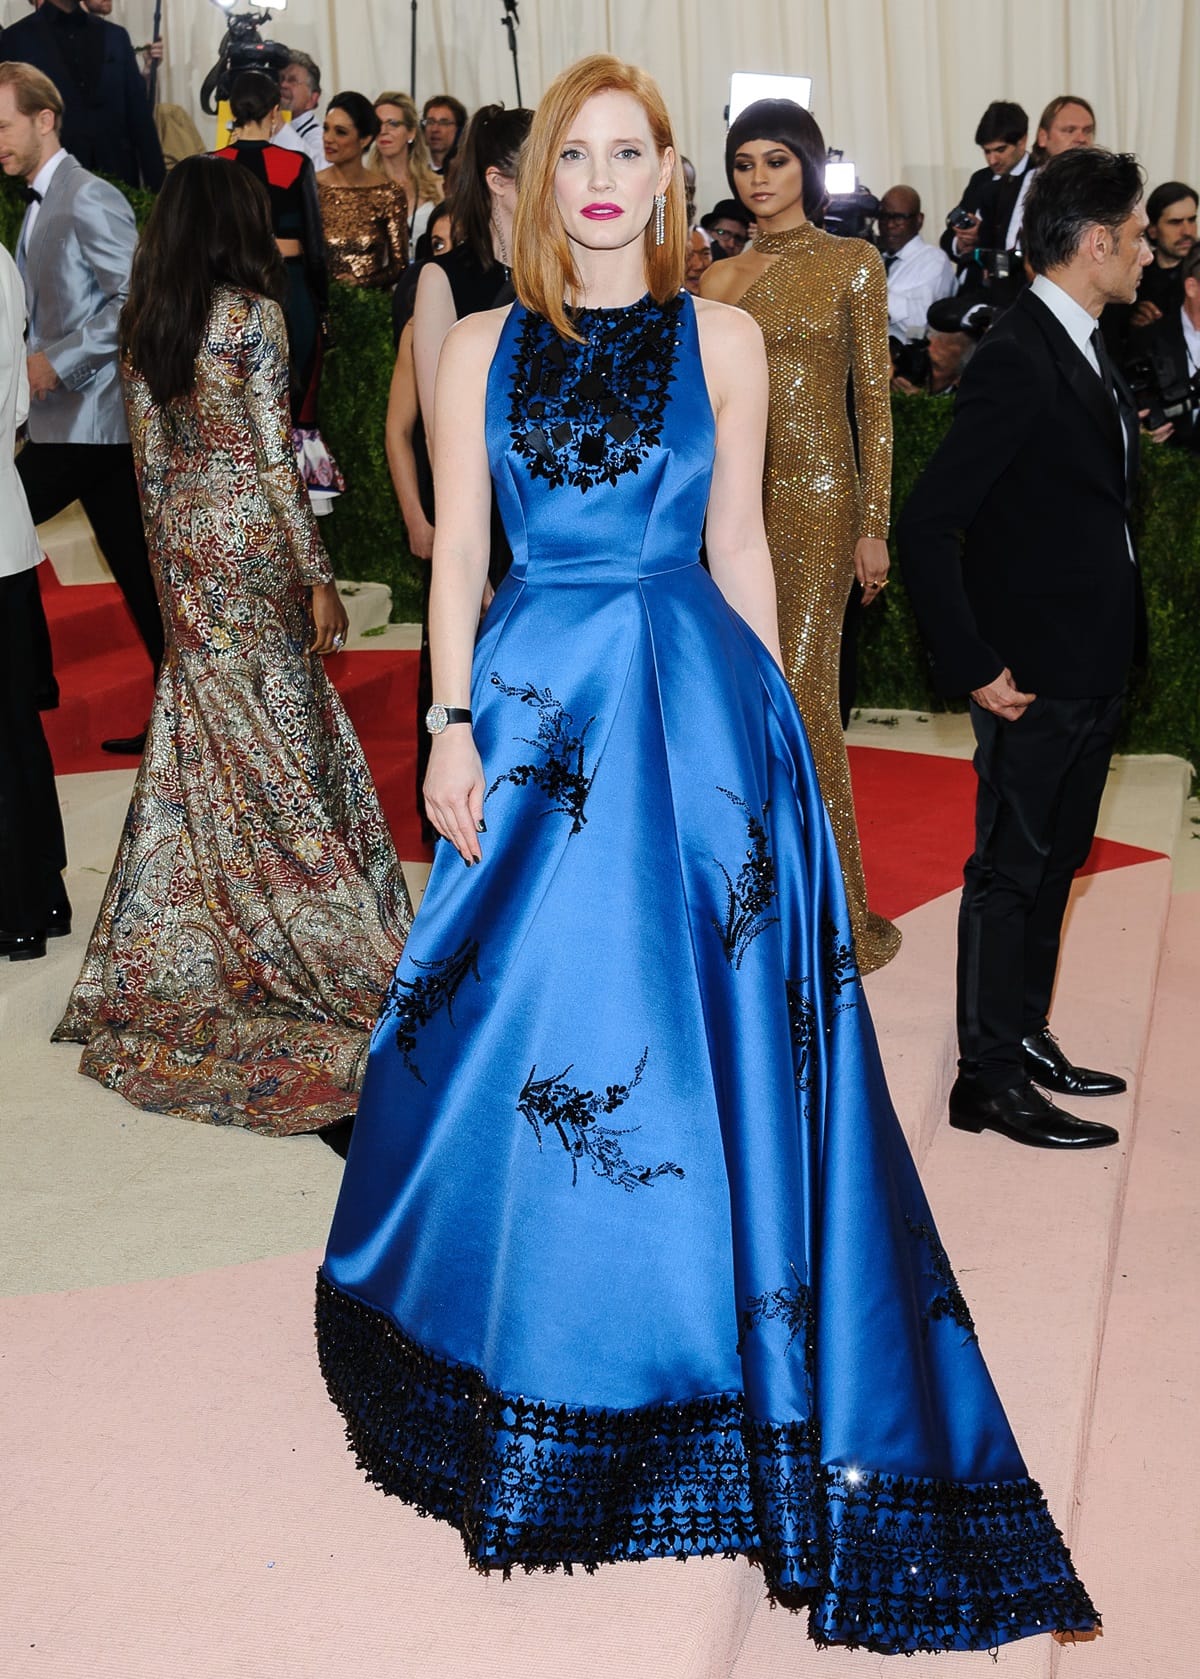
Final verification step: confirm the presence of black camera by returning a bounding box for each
[1124,352,1200,440]
[946,206,977,233]
[891,337,931,386]
[199,12,290,115]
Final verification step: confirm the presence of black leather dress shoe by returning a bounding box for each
[1,931,47,962]
[45,901,72,939]
[1021,1028,1126,1097]
[101,729,147,756]
[948,1076,1119,1149]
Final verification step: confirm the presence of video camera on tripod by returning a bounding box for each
[200,2,290,117]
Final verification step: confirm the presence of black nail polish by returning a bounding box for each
[476,819,487,833]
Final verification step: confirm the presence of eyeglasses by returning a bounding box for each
[378,118,409,131]
[712,228,749,247]
[422,116,456,129]
[877,211,918,224]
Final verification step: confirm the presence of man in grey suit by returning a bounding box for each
[0,59,161,752]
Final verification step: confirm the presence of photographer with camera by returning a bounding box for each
[892,294,994,396]
[1123,240,1200,452]
[876,184,955,343]
[942,101,1032,299]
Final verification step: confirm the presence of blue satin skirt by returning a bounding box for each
[317,557,1095,1652]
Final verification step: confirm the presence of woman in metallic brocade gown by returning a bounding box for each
[53,158,412,1135]
[702,100,901,973]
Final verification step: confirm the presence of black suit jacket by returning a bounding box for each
[0,11,164,190]
[939,160,1030,278]
[897,287,1145,698]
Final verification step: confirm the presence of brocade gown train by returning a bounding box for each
[316,293,1096,1652]
[55,291,411,1134]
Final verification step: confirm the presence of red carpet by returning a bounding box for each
[38,564,431,862]
[39,566,1162,896]
[849,746,1162,920]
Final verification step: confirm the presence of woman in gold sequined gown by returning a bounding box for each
[53,158,412,1135]
[317,92,408,288]
[703,100,900,971]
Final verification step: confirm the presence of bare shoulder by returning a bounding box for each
[437,303,513,386]
[699,255,754,303]
[694,296,767,379]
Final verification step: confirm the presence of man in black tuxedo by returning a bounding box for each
[0,0,165,190]
[899,148,1152,1150]
[941,101,1033,294]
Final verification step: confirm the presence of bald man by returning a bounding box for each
[876,185,957,343]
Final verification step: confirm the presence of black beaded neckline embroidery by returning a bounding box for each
[508,294,683,492]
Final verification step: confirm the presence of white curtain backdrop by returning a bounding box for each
[6,1,1199,225]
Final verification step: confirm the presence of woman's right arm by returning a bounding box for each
[385,319,435,559]
[412,261,458,467]
[422,309,505,863]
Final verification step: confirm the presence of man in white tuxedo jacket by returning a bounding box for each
[0,59,162,752]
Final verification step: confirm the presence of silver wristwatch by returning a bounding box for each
[425,704,473,735]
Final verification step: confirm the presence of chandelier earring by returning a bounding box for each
[653,193,666,247]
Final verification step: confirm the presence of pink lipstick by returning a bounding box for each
[581,203,623,220]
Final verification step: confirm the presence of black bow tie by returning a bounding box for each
[21,186,42,205]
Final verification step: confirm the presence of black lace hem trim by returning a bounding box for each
[315,1275,1097,1653]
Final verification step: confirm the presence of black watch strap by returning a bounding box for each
[425,704,473,734]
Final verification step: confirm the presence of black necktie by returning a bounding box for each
[882,252,898,272]
[1090,327,1119,403]
[1090,326,1138,516]
[993,172,1020,247]
[21,185,42,205]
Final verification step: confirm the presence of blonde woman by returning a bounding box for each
[372,89,442,245]
[315,54,1097,1656]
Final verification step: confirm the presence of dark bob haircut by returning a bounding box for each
[326,89,380,143]
[121,154,286,409]
[1146,179,1198,224]
[1023,147,1144,275]
[974,100,1028,147]
[725,99,828,225]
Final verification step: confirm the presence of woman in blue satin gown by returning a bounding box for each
[316,56,1098,1653]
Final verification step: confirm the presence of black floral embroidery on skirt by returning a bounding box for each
[317,1274,1100,1648]
[823,913,859,1007]
[488,674,595,834]
[385,937,481,1085]
[516,1046,683,1191]
[737,1263,815,1367]
[508,296,682,492]
[786,977,819,1095]
[714,788,779,968]
[905,1217,978,1343]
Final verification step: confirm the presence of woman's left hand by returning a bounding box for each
[854,536,891,606]
[310,580,350,655]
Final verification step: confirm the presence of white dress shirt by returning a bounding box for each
[276,108,327,172]
[884,234,958,341]
[1030,274,1135,559]
[17,146,69,265]
[1181,305,1200,377]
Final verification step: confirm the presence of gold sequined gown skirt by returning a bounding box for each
[764,465,901,974]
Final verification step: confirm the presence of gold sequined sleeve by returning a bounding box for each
[847,241,894,540]
[377,184,409,290]
[242,293,333,586]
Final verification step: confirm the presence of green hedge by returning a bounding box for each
[5,174,1196,771]
[319,284,422,620]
